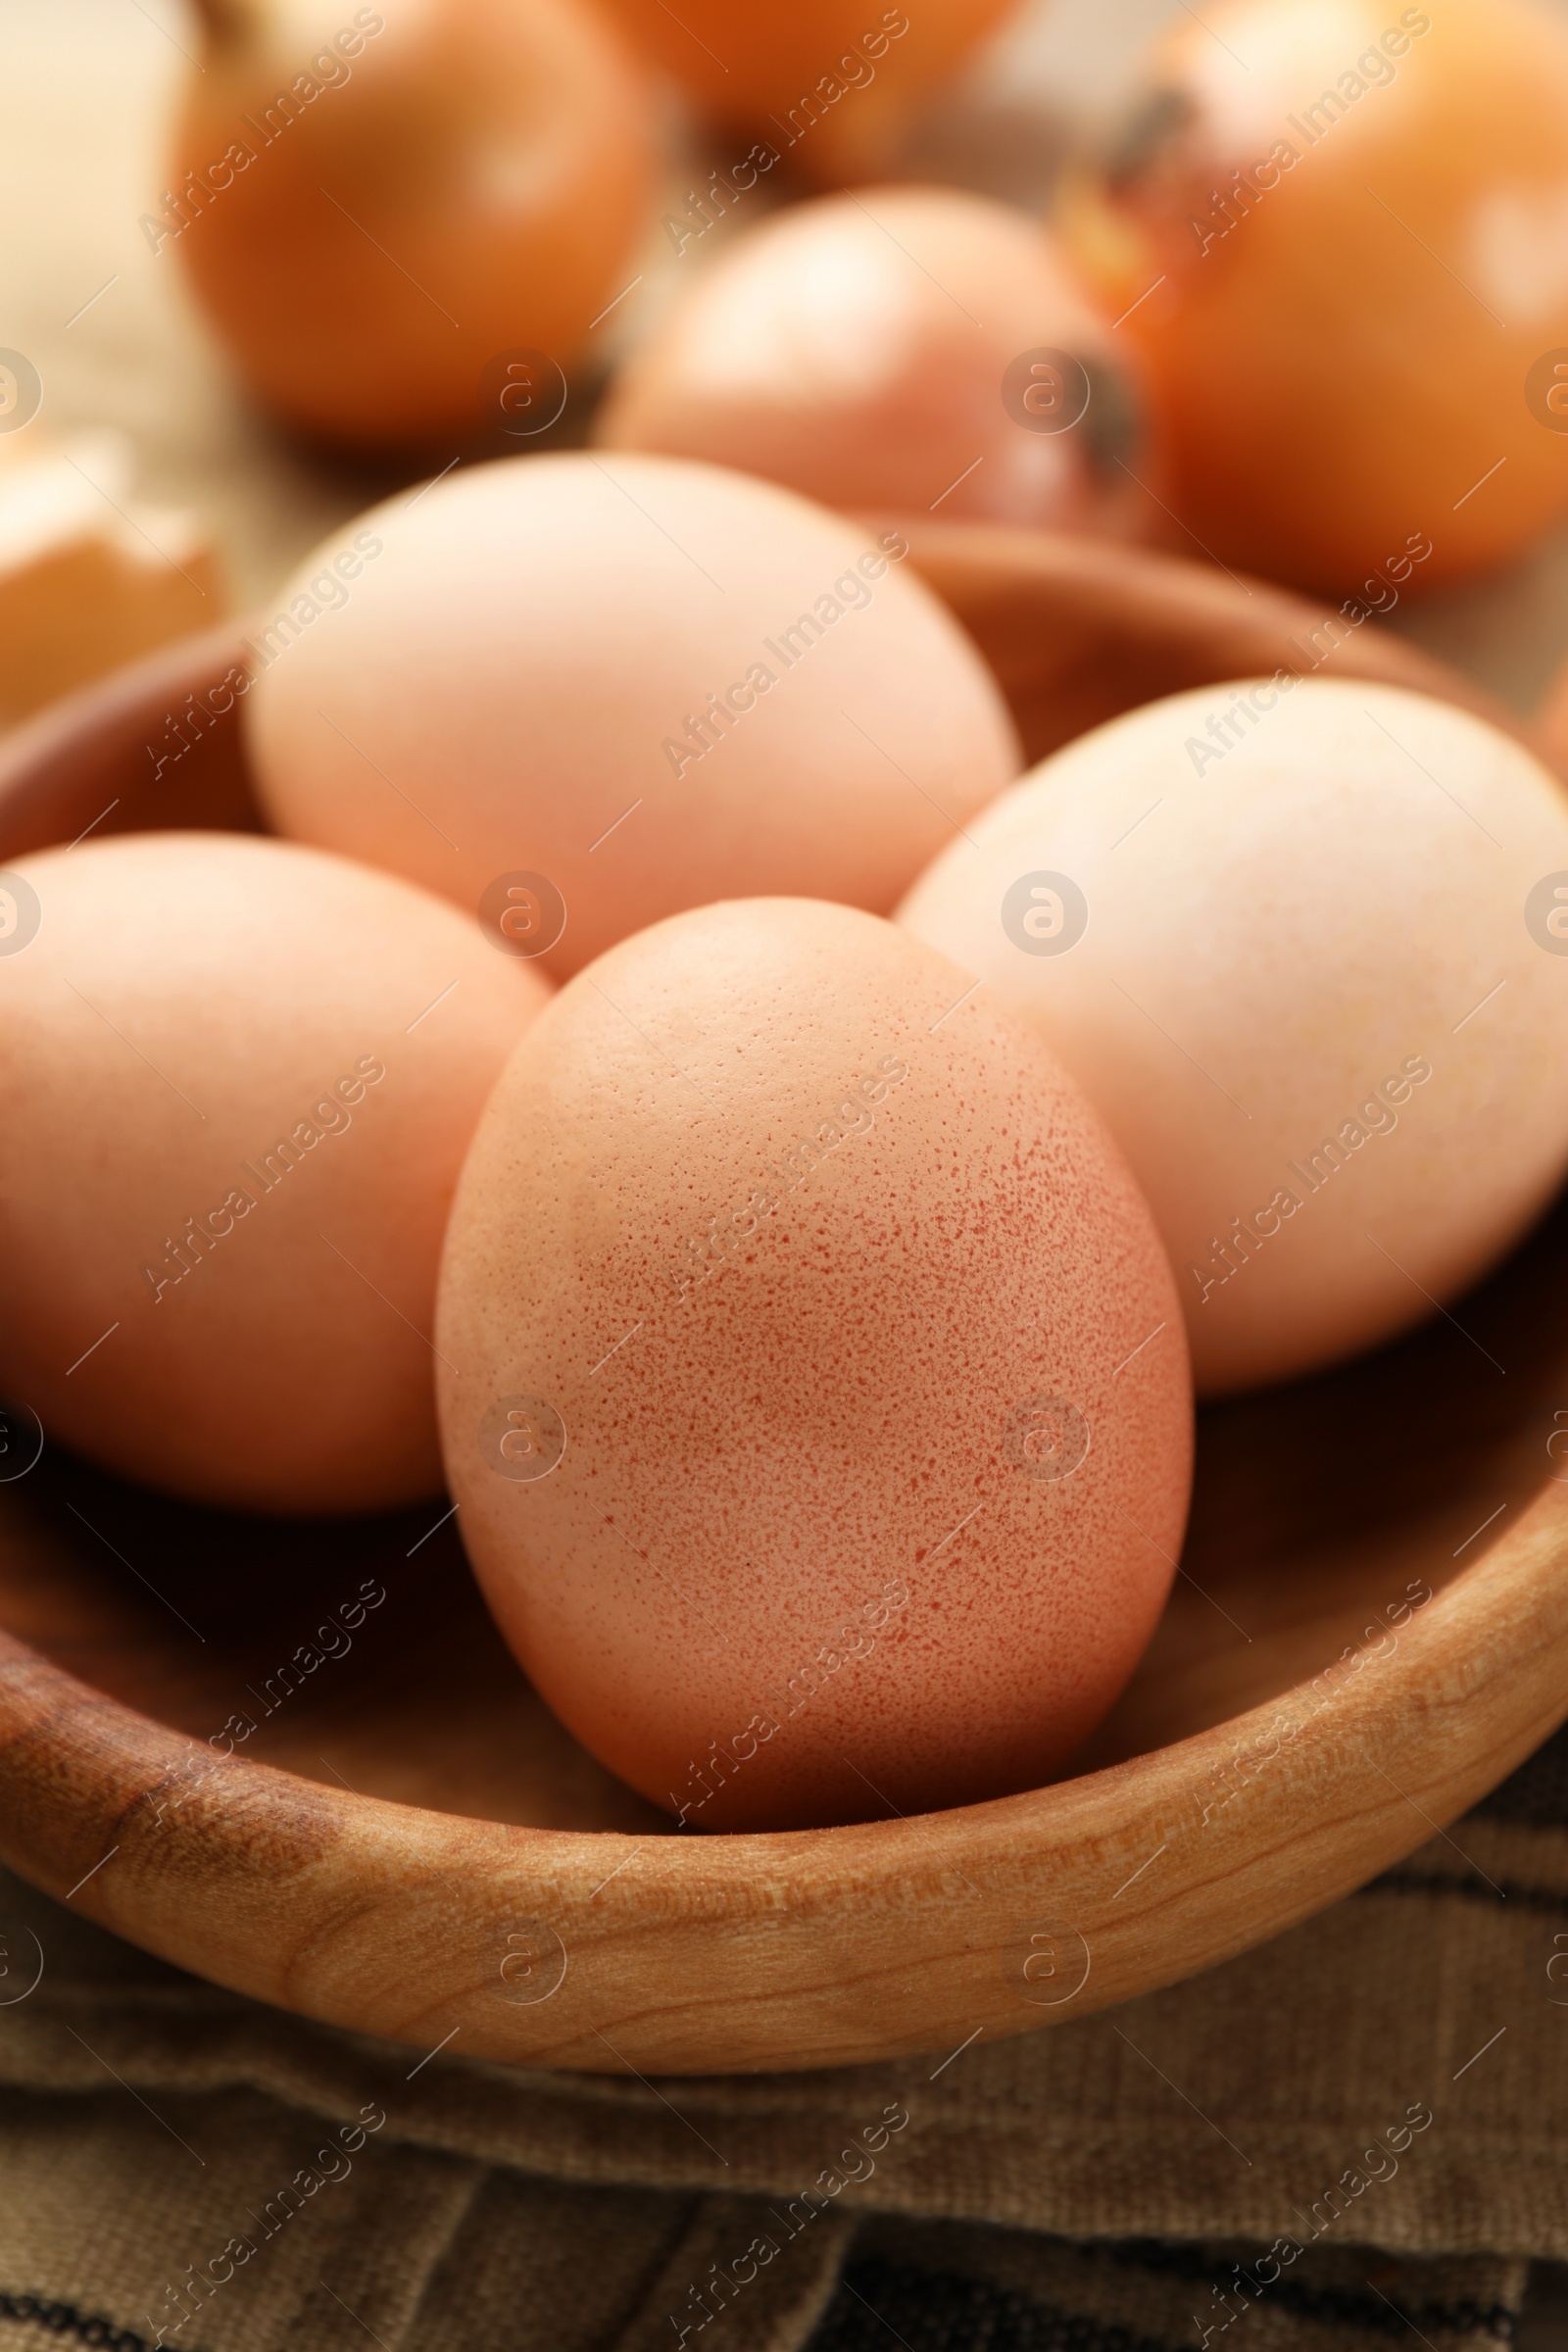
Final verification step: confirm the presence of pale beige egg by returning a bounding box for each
[435,897,1192,1830]
[898,676,1568,1392]
[0,832,548,1512]
[242,453,1021,980]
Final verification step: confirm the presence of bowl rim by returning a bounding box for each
[2,546,1565,2076]
[2,1484,1565,2076]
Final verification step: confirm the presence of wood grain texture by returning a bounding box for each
[0,1491,1563,2075]
[1,525,1566,2076]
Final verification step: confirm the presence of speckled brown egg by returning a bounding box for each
[898,677,1568,1393]
[242,453,1021,980]
[0,832,549,1513]
[435,897,1192,1830]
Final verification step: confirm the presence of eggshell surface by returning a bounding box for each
[243,454,1021,980]
[0,832,549,1513]
[435,898,1192,1830]
[598,188,1151,538]
[898,677,1568,1393]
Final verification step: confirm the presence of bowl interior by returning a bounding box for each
[4,1164,1561,1836]
[0,542,1562,1846]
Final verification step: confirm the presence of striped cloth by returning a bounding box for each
[0,1726,1564,2352]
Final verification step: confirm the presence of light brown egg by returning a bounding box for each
[243,454,1021,980]
[0,833,548,1513]
[598,187,1152,538]
[435,898,1192,1831]
[898,677,1568,1394]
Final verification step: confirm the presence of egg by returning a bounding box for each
[434,898,1192,1831]
[898,677,1568,1394]
[243,454,1021,980]
[0,833,548,1513]
[598,187,1152,538]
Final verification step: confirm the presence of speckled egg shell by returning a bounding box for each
[435,897,1192,1830]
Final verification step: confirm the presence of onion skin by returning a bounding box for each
[1058,0,1568,596]
[166,0,654,451]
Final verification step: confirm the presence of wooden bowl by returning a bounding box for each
[1533,641,1568,788]
[2,526,1566,2080]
